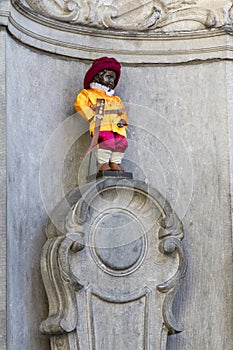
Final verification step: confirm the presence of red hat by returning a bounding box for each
[84,56,121,89]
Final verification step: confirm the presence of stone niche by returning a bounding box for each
[40,178,186,350]
[2,0,233,350]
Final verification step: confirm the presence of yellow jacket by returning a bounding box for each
[74,88,128,137]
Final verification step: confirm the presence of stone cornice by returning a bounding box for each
[3,0,233,63]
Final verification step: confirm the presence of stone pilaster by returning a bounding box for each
[0,26,7,350]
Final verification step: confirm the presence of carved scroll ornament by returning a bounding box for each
[40,179,187,349]
[23,0,217,31]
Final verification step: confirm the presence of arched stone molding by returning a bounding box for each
[5,0,233,64]
[40,178,187,350]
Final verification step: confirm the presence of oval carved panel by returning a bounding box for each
[90,210,147,276]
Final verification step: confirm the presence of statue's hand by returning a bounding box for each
[117,119,128,128]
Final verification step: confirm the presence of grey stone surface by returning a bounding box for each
[122,62,233,349]
[2,1,233,349]
[5,34,233,349]
[226,61,233,242]
[0,28,7,350]
[6,37,89,350]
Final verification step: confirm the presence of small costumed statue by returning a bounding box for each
[74,57,128,172]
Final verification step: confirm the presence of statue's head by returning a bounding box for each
[84,57,121,89]
[92,69,117,90]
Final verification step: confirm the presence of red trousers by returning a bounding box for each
[98,131,128,153]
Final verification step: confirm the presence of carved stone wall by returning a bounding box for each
[1,1,233,350]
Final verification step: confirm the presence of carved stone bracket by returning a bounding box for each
[40,234,84,335]
[157,236,187,334]
[40,178,187,349]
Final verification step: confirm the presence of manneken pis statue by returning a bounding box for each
[74,57,128,172]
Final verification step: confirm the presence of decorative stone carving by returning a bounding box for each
[7,0,233,63]
[224,0,233,25]
[23,0,216,31]
[40,178,187,349]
